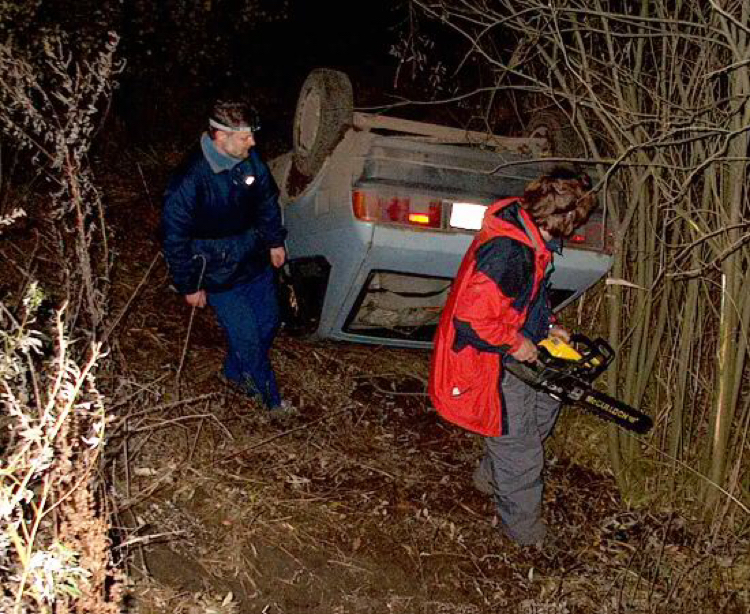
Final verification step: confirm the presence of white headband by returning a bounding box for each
[209,118,254,133]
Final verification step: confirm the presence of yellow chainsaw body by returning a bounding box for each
[539,336,583,361]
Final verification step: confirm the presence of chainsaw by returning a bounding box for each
[504,334,653,434]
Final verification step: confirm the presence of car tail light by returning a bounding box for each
[352,189,443,229]
[568,217,613,253]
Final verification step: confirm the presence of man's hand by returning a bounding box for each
[270,246,286,268]
[185,290,207,308]
[549,325,570,342]
[511,336,538,363]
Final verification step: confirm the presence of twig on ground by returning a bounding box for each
[112,392,221,429]
[214,406,356,465]
[102,250,162,344]
[114,530,188,550]
[129,412,234,440]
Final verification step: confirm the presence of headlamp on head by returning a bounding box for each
[209,107,261,134]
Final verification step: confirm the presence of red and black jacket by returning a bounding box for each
[428,198,553,437]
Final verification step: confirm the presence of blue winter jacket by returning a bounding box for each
[161,141,287,294]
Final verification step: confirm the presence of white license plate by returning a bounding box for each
[449,202,487,231]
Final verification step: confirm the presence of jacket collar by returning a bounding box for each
[478,198,539,248]
[479,197,563,254]
[201,132,242,174]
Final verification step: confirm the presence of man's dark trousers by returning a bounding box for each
[208,267,282,408]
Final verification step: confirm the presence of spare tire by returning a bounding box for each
[526,109,586,159]
[293,68,354,178]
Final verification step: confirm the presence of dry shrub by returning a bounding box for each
[0,288,124,612]
[0,30,122,332]
[0,20,124,614]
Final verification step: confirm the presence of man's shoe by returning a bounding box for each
[512,528,564,562]
[472,465,495,496]
[532,532,564,560]
[268,400,298,421]
[217,373,247,395]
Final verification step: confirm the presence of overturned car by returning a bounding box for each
[270,69,612,349]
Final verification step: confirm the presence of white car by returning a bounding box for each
[270,69,612,349]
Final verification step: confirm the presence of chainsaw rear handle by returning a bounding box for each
[535,333,615,384]
[568,334,615,381]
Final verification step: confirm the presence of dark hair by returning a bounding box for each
[522,167,596,238]
[208,99,260,138]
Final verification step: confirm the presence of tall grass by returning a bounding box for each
[410,0,750,526]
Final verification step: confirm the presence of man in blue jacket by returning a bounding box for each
[162,99,291,416]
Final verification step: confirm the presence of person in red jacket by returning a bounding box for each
[429,168,597,547]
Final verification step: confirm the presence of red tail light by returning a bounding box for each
[352,189,443,229]
[568,217,613,253]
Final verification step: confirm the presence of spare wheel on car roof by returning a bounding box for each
[525,108,586,159]
[293,68,354,178]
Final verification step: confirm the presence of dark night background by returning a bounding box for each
[10,0,495,157]
[114,1,421,149]
[102,0,492,157]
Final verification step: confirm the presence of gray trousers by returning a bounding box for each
[476,371,561,545]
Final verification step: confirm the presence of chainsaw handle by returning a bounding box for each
[569,334,615,380]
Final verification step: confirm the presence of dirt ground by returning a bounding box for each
[82,143,748,614]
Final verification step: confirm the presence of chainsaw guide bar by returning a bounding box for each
[505,335,654,435]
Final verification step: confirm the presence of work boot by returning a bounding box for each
[532,531,566,561]
[268,400,298,422]
[217,373,273,424]
[217,372,247,396]
[507,524,547,548]
[472,463,495,496]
